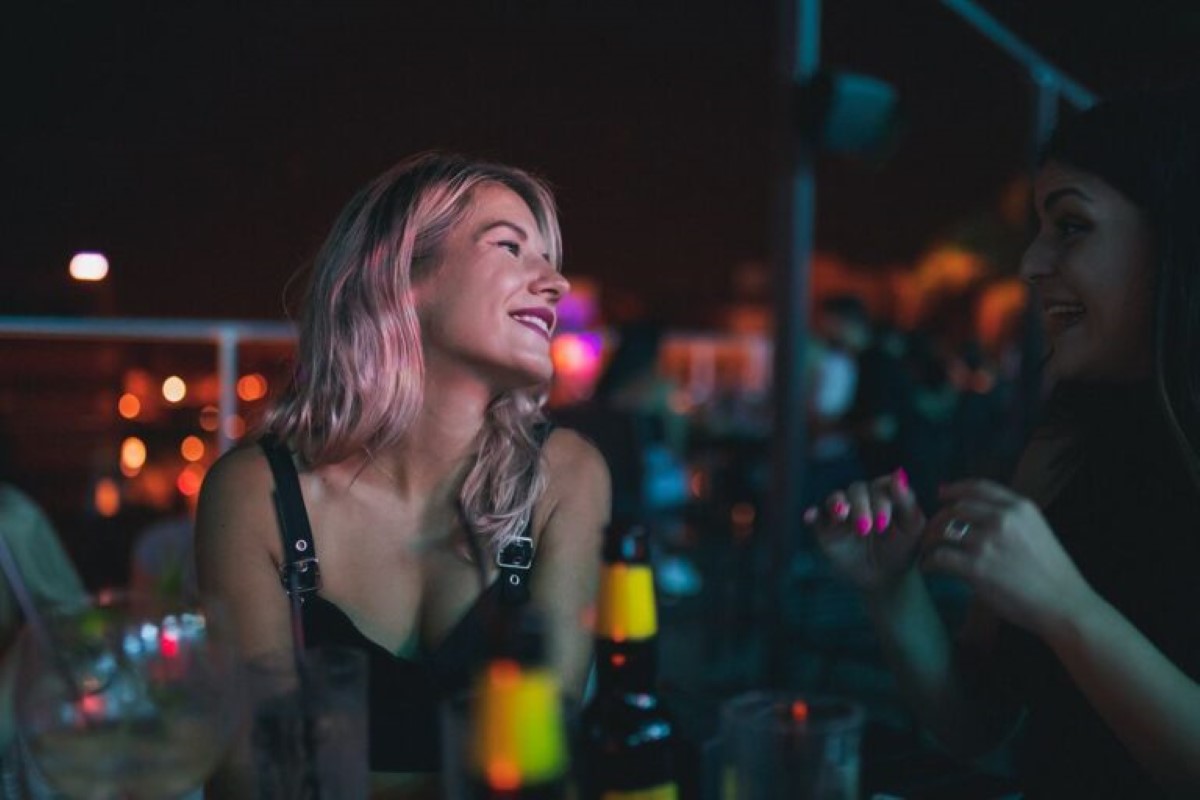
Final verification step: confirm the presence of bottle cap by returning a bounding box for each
[602,517,651,564]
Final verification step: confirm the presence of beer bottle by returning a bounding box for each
[581,519,680,799]
[468,610,571,799]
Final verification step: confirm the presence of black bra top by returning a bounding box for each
[258,430,548,773]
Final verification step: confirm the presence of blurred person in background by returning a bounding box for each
[0,427,86,797]
[847,321,913,479]
[803,295,872,507]
[809,84,1200,796]
[196,153,609,788]
[129,495,197,605]
[553,320,698,595]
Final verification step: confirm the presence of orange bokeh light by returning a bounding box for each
[199,405,220,432]
[117,393,141,419]
[180,435,205,462]
[236,373,269,402]
[176,464,205,497]
[120,437,147,472]
[95,478,120,517]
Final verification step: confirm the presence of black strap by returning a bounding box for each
[494,422,554,607]
[259,435,322,602]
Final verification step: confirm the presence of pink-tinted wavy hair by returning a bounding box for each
[263,152,562,552]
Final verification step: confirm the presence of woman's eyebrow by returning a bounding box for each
[1043,187,1092,213]
[474,220,529,241]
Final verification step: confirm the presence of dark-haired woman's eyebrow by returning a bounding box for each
[1042,187,1092,214]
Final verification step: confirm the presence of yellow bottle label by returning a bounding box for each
[595,564,657,641]
[470,663,568,788]
[601,783,679,800]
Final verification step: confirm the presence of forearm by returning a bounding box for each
[1047,595,1200,794]
[864,570,1016,754]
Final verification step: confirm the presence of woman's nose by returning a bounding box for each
[532,262,570,302]
[1019,238,1054,284]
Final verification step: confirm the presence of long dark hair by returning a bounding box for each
[1041,83,1200,491]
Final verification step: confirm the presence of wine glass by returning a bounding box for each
[14,590,242,799]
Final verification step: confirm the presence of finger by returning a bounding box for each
[845,482,874,536]
[920,541,975,579]
[888,467,924,531]
[825,491,851,525]
[938,478,1015,506]
[923,499,996,552]
[807,491,852,539]
[867,477,894,535]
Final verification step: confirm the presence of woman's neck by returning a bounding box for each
[365,371,492,502]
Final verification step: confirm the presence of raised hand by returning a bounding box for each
[807,468,925,594]
[921,479,1098,638]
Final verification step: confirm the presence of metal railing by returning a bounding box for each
[0,316,296,454]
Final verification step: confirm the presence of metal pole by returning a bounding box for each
[939,0,1097,111]
[1030,68,1060,158]
[217,328,239,455]
[764,0,820,687]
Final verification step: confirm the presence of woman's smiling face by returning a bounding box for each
[1020,160,1156,385]
[414,182,569,393]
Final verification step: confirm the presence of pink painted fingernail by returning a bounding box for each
[803,506,820,525]
[832,501,850,520]
[895,467,909,492]
[875,511,890,533]
[855,515,872,536]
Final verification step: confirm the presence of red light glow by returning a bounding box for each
[487,760,521,791]
[160,629,180,659]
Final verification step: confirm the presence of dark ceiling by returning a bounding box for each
[3,0,1197,325]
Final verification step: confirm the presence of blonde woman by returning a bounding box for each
[196,153,610,778]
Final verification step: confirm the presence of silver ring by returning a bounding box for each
[942,518,971,544]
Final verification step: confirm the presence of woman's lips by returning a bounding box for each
[1043,303,1085,336]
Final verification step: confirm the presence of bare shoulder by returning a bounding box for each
[194,443,279,557]
[541,427,611,501]
[532,427,611,546]
[199,443,274,506]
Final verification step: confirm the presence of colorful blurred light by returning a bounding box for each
[69,252,109,281]
[95,478,120,517]
[117,393,141,419]
[199,405,220,432]
[551,332,603,377]
[120,437,147,472]
[236,373,269,402]
[180,435,205,462]
[162,376,187,403]
[224,414,246,440]
[176,464,205,497]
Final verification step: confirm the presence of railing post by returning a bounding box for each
[217,328,239,455]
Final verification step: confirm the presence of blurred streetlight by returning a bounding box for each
[69,252,109,281]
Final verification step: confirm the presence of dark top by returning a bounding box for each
[258,433,546,774]
[993,383,1200,798]
[304,579,509,772]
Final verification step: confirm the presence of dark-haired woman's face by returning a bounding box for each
[1020,161,1154,385]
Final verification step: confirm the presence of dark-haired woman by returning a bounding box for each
[810,85,1200,797]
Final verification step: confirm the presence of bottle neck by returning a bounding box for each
[594,637,658,694]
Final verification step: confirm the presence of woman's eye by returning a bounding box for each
[498,241,521,257]
[1055,217,1089,238]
